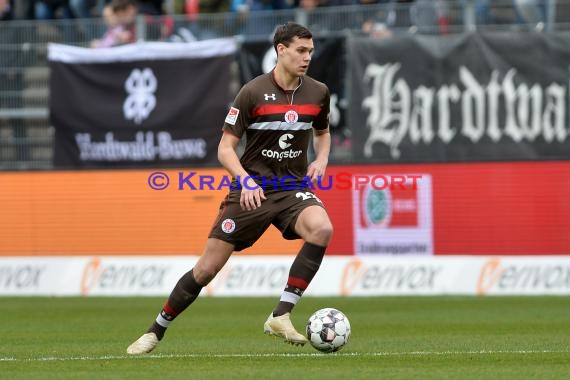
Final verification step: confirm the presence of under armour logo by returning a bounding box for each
[278,133,293,149]
[123,68,157,124]
[264,93,276,101]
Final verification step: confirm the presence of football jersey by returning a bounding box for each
[223,70,330,189]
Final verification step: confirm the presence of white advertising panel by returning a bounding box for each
[2,256,570,296]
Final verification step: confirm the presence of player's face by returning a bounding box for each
[278,37,314,77]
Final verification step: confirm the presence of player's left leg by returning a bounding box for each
[128,189,270,354]
[273,205,332,316]
[265,204,332,345]
[126,238,234,355]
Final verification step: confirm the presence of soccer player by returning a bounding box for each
[127,22,333,354]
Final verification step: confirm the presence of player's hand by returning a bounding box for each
[306,159,328,183]
[240,177,266,211]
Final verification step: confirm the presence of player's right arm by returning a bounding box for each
[219,83,266,211]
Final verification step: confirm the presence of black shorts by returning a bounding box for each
[209,189,325,251]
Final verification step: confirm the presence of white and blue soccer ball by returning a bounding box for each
[306,308,351,353]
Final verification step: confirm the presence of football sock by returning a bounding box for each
[273,242,326,317]
[147,269,204,340]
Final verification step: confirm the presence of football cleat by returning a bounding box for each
[264,312,308,346]
[126,332,159,355]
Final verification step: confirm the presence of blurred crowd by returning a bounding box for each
[0,0,551,25]
[0,0,161,20]
[0,0,554,46]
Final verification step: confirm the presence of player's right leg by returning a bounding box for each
[126,238,234,355]
[265,199,332,346]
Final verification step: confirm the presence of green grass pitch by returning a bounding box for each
[1,296,569,379]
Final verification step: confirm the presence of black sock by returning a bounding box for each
[147,269,204,340]
[147,321,167,340]
[273,242,326,317]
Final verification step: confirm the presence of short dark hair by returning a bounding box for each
[273,22,313,53]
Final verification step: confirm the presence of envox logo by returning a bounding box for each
[81,257,102,296]
[80,257,169,295]
[477,258,503,295]
[340,259,365,296]
[476,259,570,294]
[339,259,442,294]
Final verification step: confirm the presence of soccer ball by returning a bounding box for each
[306,308,351,353]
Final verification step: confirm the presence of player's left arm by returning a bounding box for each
[307,127,331,183]
[307,86,332,182]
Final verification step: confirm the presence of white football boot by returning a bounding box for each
[126,332,159,355]
[264,313,308,346]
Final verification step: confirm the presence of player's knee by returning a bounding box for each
[310,221,333,246]
[193,265,219,285]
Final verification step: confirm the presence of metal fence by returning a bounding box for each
[0,0,565,170]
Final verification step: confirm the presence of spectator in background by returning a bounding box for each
[76,0,165,16]
[411,0,450,34]
[35,0,81,43]
[230,0,291,12]
[167,0,229,41]
[69,0,113,41]
[138,0,175,41]
[295,0,331,32]
[69,0,115,18]
[358,0,403,38]
[322,0,356,5]
[10,0,36,19]
[461,0,501,26]
[138,0,164,14]
[228,0,292,36]
[359,1,449,37]
[90,0,137,47]
[69,0,97,17]
[35,0,75,19]
[514,0,547,28]
[460,0,549,29]
[0,0,12,20]
[173,0,230,15]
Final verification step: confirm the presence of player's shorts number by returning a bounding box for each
[296,191,322,203]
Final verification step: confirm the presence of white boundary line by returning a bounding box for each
[1,350,568,362]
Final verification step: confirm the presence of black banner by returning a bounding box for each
[49,40,236,168]
[348,32,570,163]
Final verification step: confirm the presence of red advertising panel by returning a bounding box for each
[318,162,570,255]
[1,162,567,256]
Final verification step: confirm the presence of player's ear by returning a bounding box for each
[276,43,286,56]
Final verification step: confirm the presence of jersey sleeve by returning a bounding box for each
[313,86,330,131]
[222,84,252,138]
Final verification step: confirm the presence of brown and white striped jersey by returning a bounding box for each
[223,70,330,188]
